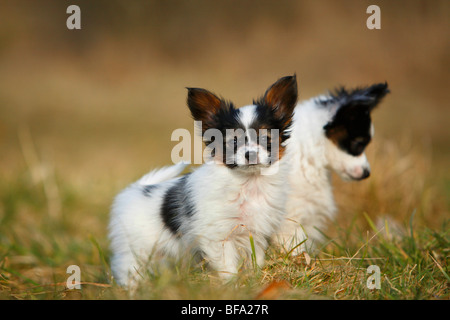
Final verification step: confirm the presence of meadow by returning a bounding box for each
[0,1,448,300]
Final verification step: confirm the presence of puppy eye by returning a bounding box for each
[350,137,369,155]
[351,140,363,149]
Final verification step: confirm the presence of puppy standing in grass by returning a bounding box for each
[275,83,390,254]
[109,76,298,287]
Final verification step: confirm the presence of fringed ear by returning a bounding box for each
[331,82,390,113]
[363,82,390,111]
[262,75,298,121]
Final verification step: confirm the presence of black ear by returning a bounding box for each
[332,82,389,112]
[261,75,298,120]
[361,82,390,111]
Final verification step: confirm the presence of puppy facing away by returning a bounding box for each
[109,75,298,287]
[275,83,389,255]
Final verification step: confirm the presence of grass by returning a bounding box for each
[0,1,448,301]
[1,218,448,300]
[0,96,448,300]
[0,143,448,300]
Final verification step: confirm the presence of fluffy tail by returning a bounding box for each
[137,162,189,186]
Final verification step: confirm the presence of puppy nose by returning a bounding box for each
[361,168,371,179]
[245,151,258,163]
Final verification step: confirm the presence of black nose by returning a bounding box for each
[245,151,258,163]
[361,168,371,179]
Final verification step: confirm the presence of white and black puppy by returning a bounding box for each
[109,76,298,287]
[275,83,389,254]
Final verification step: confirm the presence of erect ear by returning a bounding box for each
[363,82,390,111]
[186,87,223,124]
[262,75,298,120]
[332,82,390,113]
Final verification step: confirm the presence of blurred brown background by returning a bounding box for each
[0,1,448,230]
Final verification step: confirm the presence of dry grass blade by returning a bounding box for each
[346,228,385,266]
[428,253,450,282]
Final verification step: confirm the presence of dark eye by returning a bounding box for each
[350,137,369,155]
[233,136,238,146]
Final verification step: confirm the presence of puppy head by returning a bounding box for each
[187,75,298,171]
[323,82,389,180]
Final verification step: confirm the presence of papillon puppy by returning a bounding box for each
[109,75,298,287]
[275,83,389,254]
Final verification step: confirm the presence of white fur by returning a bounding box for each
[109,105,292,288]
[137,161,188,185]
[274,97,372,254]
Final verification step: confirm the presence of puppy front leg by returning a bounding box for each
[202,240,239,280]
[255,244,267,269]
[275,219,308,256]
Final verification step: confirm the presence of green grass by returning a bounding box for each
[0,166,448,300]
[0,1,448,300]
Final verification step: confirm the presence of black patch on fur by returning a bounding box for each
[142,184,158,197]
[204,101,241,135]
[206,103,245,138]
[324,83,389,156]
[160,174,195,237]
[251,104,293,143]
[203,105,246,169]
